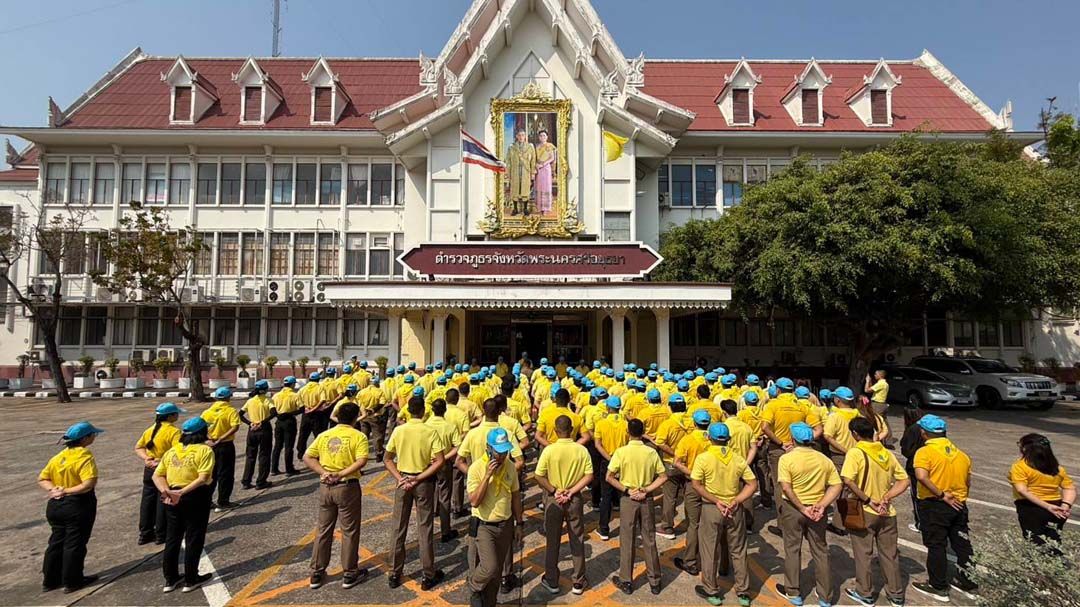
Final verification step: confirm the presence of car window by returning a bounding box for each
[914,359,944,372]
[942,360,972,374]
[905,368,947,381]
[967,359,1015,374]
[889,371,906,381]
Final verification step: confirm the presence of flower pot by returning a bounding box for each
[9,378,31,390]
[209,379,231,390]
[178,377,192,390]
[73,376,94,389]
[153,379,177,389]
[42,379,56,389]
[125,377,145,389]
[99,378,124,389]
[236,377,253,390]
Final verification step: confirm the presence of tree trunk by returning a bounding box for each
[42,325,71,403]
[846,325,872,390]
[187,342,207,402]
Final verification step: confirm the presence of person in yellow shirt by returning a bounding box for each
[740,374,768,409]
[717,399,755,463]
[202,387,241,511]
[240,380,276,490]
[864,369,890,416]
[638,388,672,438]
[821,386,861,533]
[135,402,183,545]
[534,415,594,595]
[689,384,723,423]
[466,427,522,607]
[302,402,370,590]
[672,409,713,576]
[425,375,449,407]
[456,383,482,426]
[397,386,432,422]
[713,374,741,407]
[911,414,974,601]
[469,375,493,408]
[384,396,448,590]
[356,378,388,459]
[622,381,648,420]
[593,396,629,540]
[39,421,103,593]
[427,399,463,543]
[535,388,586,447]
[776,422,842,607]
[501,379,533,433]
[1009,433,1076,546]
[761,378,822,509]
[395,375,417,412]
[152,417,216,593]
[690,422,758,607]
[653,394,691,539]
[495,356,509,378]
[555,356,569,379]
[297,372,328,455]
[580,387,608,509]
[271,376,302,476]
[606,419,668,596]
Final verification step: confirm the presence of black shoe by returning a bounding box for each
[342,568,369,589]
[500,573,518,593]
[162,578,181,593]
[154,537,166,545]
[650,582,661,595]
[696,585,721,600]
[286,469,301,476]
[610,575,632,595]
[421,569,445,591]
[950,578,978,598]
[137,536,154,545]
[673,557,699,576]
[768,525,783,536]
[309,571,325,589]
[241,482,254,490]
[826,524,848,536]
[440,529,460,543]
[271,469,283,476]
[454,508,471,518]
[181,572,213,593]
[759,499,775,510]
[388,574,402,589]
[572,581,586,595]
[63,575,99,593]
[469,590,484,607]
[42,583,61,593]
[912,581,949,602]
[255,481,273,490]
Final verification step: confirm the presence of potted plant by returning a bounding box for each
[209,354,231,390]
[72,355,96,389]
[100,357,123,389]
[10,354,31,390]
[153,356,176,389]
[376,355,388,378]
[320,356,332,372]
[126,357,146,389]
[263,356,281,388]
[178,359,192,391]
[235,354,252,389]
[297,356,309,377]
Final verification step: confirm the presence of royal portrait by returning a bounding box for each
[502,111,558,217]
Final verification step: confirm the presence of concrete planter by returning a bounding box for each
[99,378,124,389]
[73,377,94,389]
[125,377,145,389]
[9,378,32,390]
[208,379,231,390]
[178,377,192,390]
[153,379,177,389]
[42,379,57,389]
[236,377,253,390]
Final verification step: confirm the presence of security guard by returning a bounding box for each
[593,395,629,541]
[271,376,302,476]
[384,396,448,590]
[673,409,713,576]
[466,427,522,607]
[653,393,692,540]
[240,379,276,490]
[606,419,667,596]
[201,387,240,511]
[39,421,104,593]
[135,402,183,544]
[153,417,215,593]
[296,372,327,455]
[427,398,463,543]
[534,415,594,595]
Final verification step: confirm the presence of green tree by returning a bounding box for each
[654,136,1080,385]
[1045,114,1080,170]
[92,203,210,401]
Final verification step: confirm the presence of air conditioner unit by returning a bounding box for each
[779,351,797,364]
[208,346,231,361]
[131,349,153,363]
[313,281,327,303]
[27,279,56,299]
[291,279,311,303]
[28,350,42,362]
[658,192,670,208]
[185,285,203,303]
[239,286,262,303]
[156,347,178,362]
[267,280,284,303]
[124,288,146,302]
[94,286,119,303]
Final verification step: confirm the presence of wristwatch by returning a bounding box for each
[624,487,631,496]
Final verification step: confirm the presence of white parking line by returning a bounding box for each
[198,549,231,607]
[965,496,1079,526]
[969,470,1011,488]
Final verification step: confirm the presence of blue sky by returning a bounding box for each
[1,0,1077,146]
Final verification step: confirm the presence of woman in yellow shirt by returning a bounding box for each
[134,402,184,545]
[1008,433,1075,546]
[38,421,104,593]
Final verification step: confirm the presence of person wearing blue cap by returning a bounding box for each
[152,417,215,593]
[654,393,691,539]
[715,374,741,405]
[736,390,771,509]
[593,395,630,540]
[240,379,276,490]
[761,378,823,517]
[536,388,585,447]
[671,409,714,576]
[691,422,758,607]
[910,414,975,602]
[356,378,390,460]
[135,403,184,544]
[639,387,671,438]
[501,378,533,434]
[270,376,302,476]
[741,374,768,408]
[296,371,330,461]
[426,398,464,544]
[776,421,843,607]
[200,388,242,513]
[38,421,104,593]
[821,386,863,534]
[465,427,522,607]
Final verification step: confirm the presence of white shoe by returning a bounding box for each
[907,522,920,534]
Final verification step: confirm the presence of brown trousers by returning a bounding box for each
[660,466,685,531]
[452,465,466,512]
[619,495,662,586]
[767,446,785,511]
[679,490,703,569]
[828,452,847,529]
[390,478,435,578]
[778,501,831,602]
[699,502,749,595]
[311,482,363,575]
[850,512,903,599]
[543,492,586,585]
[434,460,454,536]
[468,519,513,607]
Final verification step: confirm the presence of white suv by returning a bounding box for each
[911,356,1060,410]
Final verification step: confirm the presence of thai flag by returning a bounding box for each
[461,129,506,173]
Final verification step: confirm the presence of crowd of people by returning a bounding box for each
[38,357,1075,607]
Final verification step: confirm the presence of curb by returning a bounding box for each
[0,390,250,400]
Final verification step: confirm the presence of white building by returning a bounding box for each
[1,0,1076,384]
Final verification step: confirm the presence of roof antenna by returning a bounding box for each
[271,0,283,57]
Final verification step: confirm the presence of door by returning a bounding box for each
[513,323,549,363]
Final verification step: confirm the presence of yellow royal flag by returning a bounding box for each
[603,130,628,163]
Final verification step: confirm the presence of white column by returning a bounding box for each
[610,309,626,371]
[655,308,671,369]
[388,308,403,364]
[628,311,638,363]
[432,311,448,367]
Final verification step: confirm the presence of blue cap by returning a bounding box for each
[647,370,658,379]
[776,377,795,390]
[746,373,760,385]
[63,421,104,441]
[649,363,658,370]
[695,368,705,377]
[615,372,625,381]
[372,377,381,386]
[360,360,369,369]
[327,367,337,376]
[722,374,736,387]
[540,357,549,365]
[743,391,759,405]
[593,360,601,368]
[683,371,694,380]
[396,365,406,373]
[604,368,614,377]
[918,414,947,433]
[155,402,185,416]
[214,386,233,399]
[767,385,779,398]
[646,388,661,402]
[408,362,417,370]
[255,379,270,391]
[708,422,731,441]
[545,368,556,378]
[636,369,645,378]
[343,363,353,373]
[818,388,832,401]
[310,371,322,380]
[425,364,433,372]
[677,379,690,391]
[404,375,415,384]
[595,388,609,399]
[795,386,811,399]
[345,383,359,394]
[486,427,514,454]
[790,422,814,444]
[181,417,207,434]
[715,367,726,375]
[437,376,447,385]
[663,371,674,382]
[283,376,297,386]
[387,368,396,377]
[412,386,425,397]
[550,384,561,397]
[705,372,718,383]
[605,395,622,409]
[833,386,855,401]
[669,393,686,405]
[692,410,712,426]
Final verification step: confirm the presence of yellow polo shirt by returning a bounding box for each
[457,398,481,425]
[357,386,386,414]
[638,403,673,437]
[201,401,240,442]
[459,421,523,463]
[823,407,861,454]
[305,423,370,481]
[654,412,693,464]
[426,415,463,456]
[736,406,764,440]
[761,394,821,444]
[385,419,445,474]
[841,442,908,515]
[536,406,582,444]
[1008,459,1074,502]
[506,397,532,426]
[593,413,629,456]
[870,379,889,403]
[299,383,324,411]
[445,404,471,436]
[714,387,742,406]
[241,394,274,423]
[675,429,711,470]
[39,447,98,488]
[154,443,214,488]
[467,455,519,522]
[135,422,181,459]
[332,396,361,419]
[723,418,754,461]
[914,438,971,501]
[498,414,528,446]
[777,446,842,505]
[608,439,665,489]
[691,445,756,502]
[272,387,302,415]
[687,399,724,423]
[535,438,593,490]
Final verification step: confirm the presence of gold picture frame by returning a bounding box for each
[478,82,582,239]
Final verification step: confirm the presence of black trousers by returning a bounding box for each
[1016,498,1065,546]
[271,413,299,473]
[296,410,328,456]
[596,457,616,534]
[138,466,167,542]
[209,441,236,505]
[587,443,602,508]
[907,472,921,530]
[163,485,212,585]
[917,499,973,590]
[43,492,96,589]
[242,424,272,486]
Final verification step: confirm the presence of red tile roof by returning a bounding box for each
[0,168,38,182]
[641,60,994,132]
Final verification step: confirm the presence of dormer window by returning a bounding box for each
[173,86,192,122]
[716,59,761,127]
[302,57,350,125]
[313,87,333,123]
[232,57,282,125]
[870,89,888,125]
[161,56,217,124]
[845,59,901,127]
[732,89,750,124]
[782,59,831,127]
[801,89,819,125]
[243,87,262,122]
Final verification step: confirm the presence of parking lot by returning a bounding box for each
[0,396,1076,607]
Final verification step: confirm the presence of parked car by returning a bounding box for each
[910,355,1060,410]
[883,366,975,408]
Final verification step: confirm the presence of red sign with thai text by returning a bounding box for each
[398,242,663,278]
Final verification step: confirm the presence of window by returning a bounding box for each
[269,233,290,275]
[316,233,339,275]
[695,164,716,207]
[746,163,767,184]
[673,315,695,347]
[658,164,669,204]
[724,319,747,346]
[670,163,692,207]
[213,308,235,346]
[732,88,750,124]
[194,233,213,274]
[168,163,190,205]
[345,234,366,275]
[603,212,631,241]
[870,90,888,125]
[347,164,369,205]
[93,163,114,205]
[293,233,315,275]
[801,321,825,347]
[395,163,405,205]
[978,321,999,349]
[272,163,292,204]
[196,163,217,204]
[313,86,333,122]
[266,308,288,346]
[315,308,336,346]
[145,163,166,204]
[191,307,211,345]
[237,307,261,346]
[319,164,341,205]
[244,163,266,205]
[1002,320,1024,347]
[112,307,134,346]
[344,309,366,346]
[59,306,82,346]
[86,236,107,275]
[45,163,67,203]
[369,234,391,275]
[371,163,392,205]
[368,318,388,346]
[121,163,142,204]
[137,306,159,345]
[393,233,405,276]
[722,165,743,207]
[69,163,91,204]
[953,320,975,348]
[217,233,239,275]
[160,306,182,345]
[64,233,86,274]
[699,313,720,346]
[173,86,192,121]
[291,307,312,345]
[902,321,924,347]
[240,233,263,275]
[295,163,316,205]
[774,320,796,347]
[749,320,772,346]
[220,163,241,204]
[243,86,262,122]
[801,89,820,124]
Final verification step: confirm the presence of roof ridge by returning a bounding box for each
[640,58,917,64]
[142,55,420,62]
